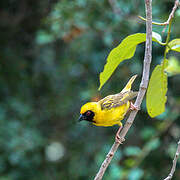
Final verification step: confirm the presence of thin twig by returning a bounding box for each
[164,140,180,180]
[138,0,179,26]
[94,0,152,180]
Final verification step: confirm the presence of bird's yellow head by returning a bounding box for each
[79,102,98,123]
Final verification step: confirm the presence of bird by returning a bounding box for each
[79,75,138,143]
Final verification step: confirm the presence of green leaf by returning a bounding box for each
[152,31,162,44]
[171,45,180,52]
[166,39,180,53]
[146,64,168,118]
[165,56,180,76]
[98,32,162,90]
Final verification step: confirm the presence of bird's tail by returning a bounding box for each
[121,75,137,93]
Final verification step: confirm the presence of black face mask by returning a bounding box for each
[78,110,95,123]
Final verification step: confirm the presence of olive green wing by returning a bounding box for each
[99,91,138,110]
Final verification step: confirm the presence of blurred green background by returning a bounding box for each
[0,0,180,179]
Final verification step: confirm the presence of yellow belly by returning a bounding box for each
[93,102,130,127]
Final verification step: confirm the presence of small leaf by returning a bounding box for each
[99,32,162,90]
[166,39,180,53]
[171,45,180,52]
[146,64,168,117]
[152,31,162,44]
[165,56,180,76]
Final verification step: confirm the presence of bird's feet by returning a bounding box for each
[115,126,125,144]
[130,102,140,111]
[115,134,125,144]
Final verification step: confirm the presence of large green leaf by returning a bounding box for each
[146,64,168,118]
[166,39,180,53]
[98,32,162,90]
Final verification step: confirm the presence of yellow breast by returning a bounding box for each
[93,101,130,127]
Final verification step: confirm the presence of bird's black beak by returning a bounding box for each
[78,114,84,122]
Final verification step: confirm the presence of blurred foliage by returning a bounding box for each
[0,0,180,180]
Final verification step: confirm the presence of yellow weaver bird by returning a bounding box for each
[79,75,138,142]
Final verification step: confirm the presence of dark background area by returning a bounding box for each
[0,0,180,179]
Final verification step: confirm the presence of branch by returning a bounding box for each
[164,140,180,180]
[139,0,179,26]
[94,0,152,179]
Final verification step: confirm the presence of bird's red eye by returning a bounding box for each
[86,111,91,116]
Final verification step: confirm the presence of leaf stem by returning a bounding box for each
[162,18,173,68]
[138,0,179,27]
[138,16,167,26]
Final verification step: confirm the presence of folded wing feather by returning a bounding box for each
[99,91,138,110]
